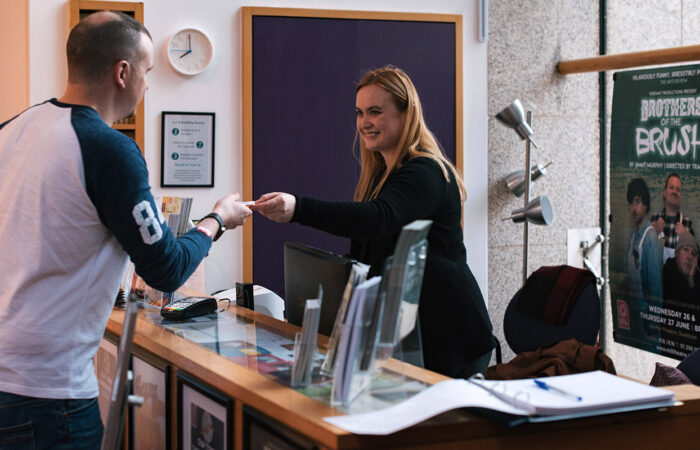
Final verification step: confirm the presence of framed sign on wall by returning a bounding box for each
[161,111,215,187]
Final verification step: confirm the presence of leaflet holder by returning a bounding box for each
[330,277,384,406]
[291,288,323,388]
[374,222,431,371]
[330,220,431,406]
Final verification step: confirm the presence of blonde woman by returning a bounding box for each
[252,66,495,378]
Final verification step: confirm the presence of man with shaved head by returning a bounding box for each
[0,12,250,447]
[651,173,695,264]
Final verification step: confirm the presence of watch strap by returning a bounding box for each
[201,212,225,241]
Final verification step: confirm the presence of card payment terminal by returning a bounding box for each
[160,296,217,320]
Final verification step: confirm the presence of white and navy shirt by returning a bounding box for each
[0,99,211,399]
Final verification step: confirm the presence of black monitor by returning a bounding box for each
[283,241,355,336]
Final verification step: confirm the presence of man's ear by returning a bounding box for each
[114,60,130,89]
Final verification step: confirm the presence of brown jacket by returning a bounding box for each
[486,339,616,380]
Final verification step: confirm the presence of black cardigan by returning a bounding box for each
[293,156,495,378]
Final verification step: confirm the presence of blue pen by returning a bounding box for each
[533,379,583,401]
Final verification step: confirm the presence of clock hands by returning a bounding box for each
[178,34,193,58]
[171,34,193,57]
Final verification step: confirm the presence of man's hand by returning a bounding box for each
[211,193,252,228]
[250,192,296,223]
[676,222,687,234]
[652,217,665,235]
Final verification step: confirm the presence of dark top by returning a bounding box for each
[293,156,495,378]
[663,258,700,304]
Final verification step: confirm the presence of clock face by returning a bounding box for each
[167,28,213,75]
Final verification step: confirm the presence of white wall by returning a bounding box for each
[28,0,488,297]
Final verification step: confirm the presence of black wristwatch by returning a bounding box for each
[200,212,225,241]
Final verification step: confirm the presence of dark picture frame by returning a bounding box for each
[177,372,233,450]
[242,406,316,450]
[161,111,215,187]
[129,349,171,450]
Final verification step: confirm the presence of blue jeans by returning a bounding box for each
[0,391,102,450]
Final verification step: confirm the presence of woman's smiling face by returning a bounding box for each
[356,84,405,162]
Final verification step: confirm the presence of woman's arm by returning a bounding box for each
[257,157,450,239]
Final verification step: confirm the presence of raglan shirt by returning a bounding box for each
[293,157,495,378]
[0,99,211,399]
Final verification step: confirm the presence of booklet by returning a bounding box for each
[321,262,370,374]
[323,371,676,435]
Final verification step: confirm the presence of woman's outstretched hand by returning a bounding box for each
[250,192,296,223]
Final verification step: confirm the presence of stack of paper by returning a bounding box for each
[159,196,194,237]
[324,371,676,434]
[321,262,370,374]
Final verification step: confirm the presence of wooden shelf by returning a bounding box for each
[69,1,145,154]
[112,123,136,130]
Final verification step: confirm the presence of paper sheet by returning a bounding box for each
[324,378,528,435]
[323,371,675,435]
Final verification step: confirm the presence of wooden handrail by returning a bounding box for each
[558,45,700,74]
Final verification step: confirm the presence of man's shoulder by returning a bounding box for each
[70,110,143,163]
[639,223,659,243]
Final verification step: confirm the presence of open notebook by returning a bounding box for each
[324,371,676,434]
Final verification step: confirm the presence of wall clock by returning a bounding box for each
[167,28,213,75]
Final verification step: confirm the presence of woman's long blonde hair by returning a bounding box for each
[353,66,466,202]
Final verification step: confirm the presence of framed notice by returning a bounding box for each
[130,350,170,450]
[161,111,215,187]
[177,372,233,450]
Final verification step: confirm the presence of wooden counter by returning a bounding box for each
[103,303,700,449]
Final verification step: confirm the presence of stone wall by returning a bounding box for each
[487,0,695,379]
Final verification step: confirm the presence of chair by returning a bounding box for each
[503,266,601,356]
[677,348,700,385]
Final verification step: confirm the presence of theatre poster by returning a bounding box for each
[610,64,700,359]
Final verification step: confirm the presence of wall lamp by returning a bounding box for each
[497,99,555,284]
[504,161,552,197]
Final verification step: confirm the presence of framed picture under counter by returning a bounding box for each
[95,331,119,427]
[242,7,461,295]
[130,349,170,450]
[243,406,316,450]
[177,372,233,450]
[161,112,215,187]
